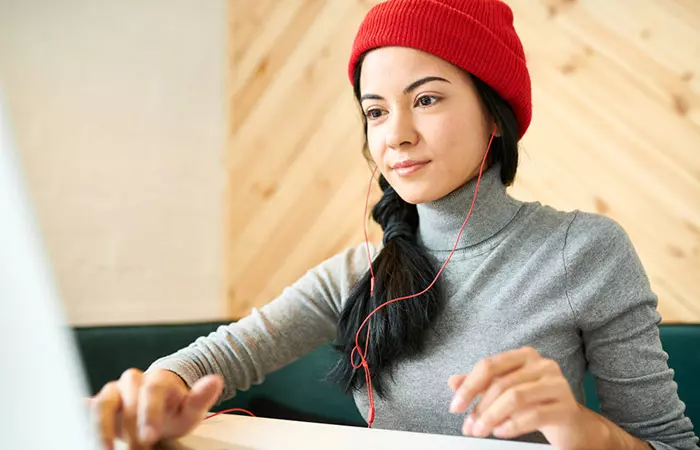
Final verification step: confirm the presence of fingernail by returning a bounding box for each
[140,425,157,444]
[462,415,474,435]
[450,396,465,413]
[493,424,508,438]
[472,419,487,437]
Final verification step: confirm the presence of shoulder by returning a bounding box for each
[562,210,645,291]
[559,211,656,327]
[517,200,632,252]
[563,210,636,261]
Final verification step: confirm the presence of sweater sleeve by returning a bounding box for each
[563,211,698,449]
[147,242,376,402]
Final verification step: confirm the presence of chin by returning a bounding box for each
[393,185,442,205]
[386,171,452,204]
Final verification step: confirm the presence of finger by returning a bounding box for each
[166,375,224,437]
[492,403,563,439]
[461,413,475,436]
[450,346,539,414]
[117,369,145,449]
[183,375,224,415]
[472,358,554,418]
[448,374,466,392]
[470,377,565,438]
[137,377,170,446]
[92,382,122,450]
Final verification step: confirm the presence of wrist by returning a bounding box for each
[145,368,191,391]
[578,405,650,450]
[164,370,190,390]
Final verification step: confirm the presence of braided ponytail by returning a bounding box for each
[328,174,445,398]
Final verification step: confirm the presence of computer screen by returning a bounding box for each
[0,87,100,450]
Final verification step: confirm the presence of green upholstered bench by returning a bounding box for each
[74,322,366,427]
[73,322,699,433]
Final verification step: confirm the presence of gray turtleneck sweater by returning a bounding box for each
[150,165,698,449]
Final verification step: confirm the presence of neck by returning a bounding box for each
[416,164,522,251]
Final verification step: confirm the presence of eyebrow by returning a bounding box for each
[360,76,451,103]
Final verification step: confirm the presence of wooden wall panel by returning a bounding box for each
[227,0,700,323]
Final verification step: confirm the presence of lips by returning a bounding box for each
[391,160,430,176]
[392,160,430,170]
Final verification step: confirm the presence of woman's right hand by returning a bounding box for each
[88,368,224,450]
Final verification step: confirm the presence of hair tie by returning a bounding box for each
[382,222,414,246]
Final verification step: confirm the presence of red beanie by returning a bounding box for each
[348,0,532,139]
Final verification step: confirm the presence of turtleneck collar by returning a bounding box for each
[416,164,523,251]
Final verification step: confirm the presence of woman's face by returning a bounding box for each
[359,46,495,204]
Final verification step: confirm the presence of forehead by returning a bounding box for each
[359,46,462,92]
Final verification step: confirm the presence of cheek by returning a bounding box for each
[366,127,385,165]
[426,114,485,163]
[423,117,464,161]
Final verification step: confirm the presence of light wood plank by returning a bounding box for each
[226,0,700,322]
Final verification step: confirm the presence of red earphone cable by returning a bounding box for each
[355,125,497,427]
[204,408,255,420]
[201,126,497,428]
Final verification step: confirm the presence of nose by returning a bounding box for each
[385,109,418,150]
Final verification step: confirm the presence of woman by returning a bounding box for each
[89,1,698,449]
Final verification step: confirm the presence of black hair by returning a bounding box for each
[327,52,520,399]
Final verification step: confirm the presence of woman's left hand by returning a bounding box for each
[448,346,585,449]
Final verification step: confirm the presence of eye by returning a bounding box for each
[365,108,385,120]
[416,95,440,107]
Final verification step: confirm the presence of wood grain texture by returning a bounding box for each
[226,0,700,322]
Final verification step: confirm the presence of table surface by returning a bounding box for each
[116,414,552,450]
